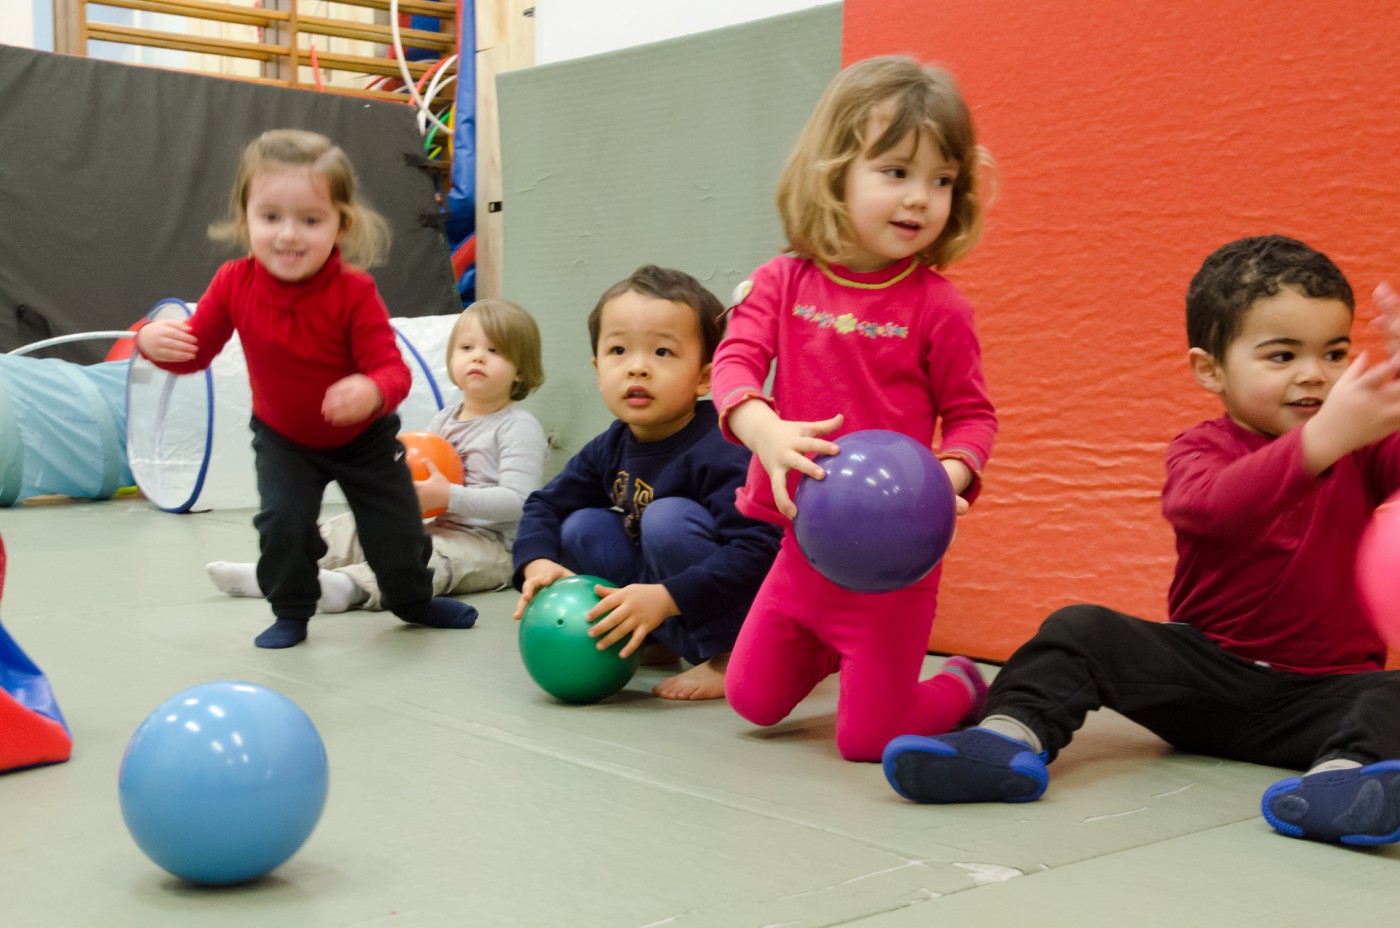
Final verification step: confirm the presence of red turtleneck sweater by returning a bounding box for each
[148,250,411,449]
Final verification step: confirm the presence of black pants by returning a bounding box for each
[988,604,1400,769]
[251,414,432,622]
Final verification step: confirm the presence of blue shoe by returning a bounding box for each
[1262,760,1400,845]
[883,727,1049,804]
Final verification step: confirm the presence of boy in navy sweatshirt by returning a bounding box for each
[512,266,781,700]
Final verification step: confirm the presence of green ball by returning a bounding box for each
[518,575,642,704]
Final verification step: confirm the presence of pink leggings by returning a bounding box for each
[726,532,972,762]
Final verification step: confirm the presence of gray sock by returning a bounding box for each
[979,714,1044,754]
[1307,758,1363,776]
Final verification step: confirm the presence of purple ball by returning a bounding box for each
[793,430,956,593]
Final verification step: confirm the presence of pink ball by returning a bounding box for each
[1356,494,1400,649]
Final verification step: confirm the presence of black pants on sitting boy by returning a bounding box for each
[883,604,1400,846]
[991,605,1400,767]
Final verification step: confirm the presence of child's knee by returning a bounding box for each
[834,694,941,763]
[639,499,717,575]
[639,498,711,544]
[561,509,621,556]
[1040,603,1129,643]
[725,678,794,728]
[835,727,887,763]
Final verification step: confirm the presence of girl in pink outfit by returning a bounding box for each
[711,56,997,762]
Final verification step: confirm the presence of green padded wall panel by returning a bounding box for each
[499,5,841,471]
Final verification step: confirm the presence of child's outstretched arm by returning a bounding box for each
[137,265,238,373]
[1302,351,1400,475]
[511,433,614,615]
[135,318,199,363]
[726,400,843,519]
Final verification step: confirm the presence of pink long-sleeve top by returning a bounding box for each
[710,254,997,526]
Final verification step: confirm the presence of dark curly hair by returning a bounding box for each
[1186,235,1354,361]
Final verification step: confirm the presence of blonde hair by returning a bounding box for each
[447,299,545,402]
[209,129,391,268]
[777,55,992,269]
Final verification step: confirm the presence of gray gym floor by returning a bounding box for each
[2,498,1396,927]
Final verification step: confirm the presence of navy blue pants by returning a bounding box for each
[988,604,1400,768]
[560,497,740,665]
[251,414,432,623]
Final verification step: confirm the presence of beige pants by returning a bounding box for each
[318,512,513,610]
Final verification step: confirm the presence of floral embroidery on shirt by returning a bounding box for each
[792,304,908,339]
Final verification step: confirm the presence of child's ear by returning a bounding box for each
[1188,347,1225,395]
[336,213,352,244]
[696,361,713,398]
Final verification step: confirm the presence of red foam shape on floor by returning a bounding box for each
[0,689,72,771]
[0,533,73,771]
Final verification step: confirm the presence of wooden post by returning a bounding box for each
[259,0,295,83]
[473,0,534,299]
[52,0,84,55]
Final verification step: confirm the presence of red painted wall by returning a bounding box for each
[844,1,1400,660]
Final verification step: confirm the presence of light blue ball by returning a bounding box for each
[118,681,328,885]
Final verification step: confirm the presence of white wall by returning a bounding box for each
[1,0,36,48]
[535,0,834,65]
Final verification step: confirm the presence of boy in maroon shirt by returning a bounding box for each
[882,235,1400,846]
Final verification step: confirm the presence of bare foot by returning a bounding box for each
[653,654,728,700]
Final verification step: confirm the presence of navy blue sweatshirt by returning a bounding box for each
[512,401,780,622]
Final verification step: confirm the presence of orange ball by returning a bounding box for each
[398,431,464,518]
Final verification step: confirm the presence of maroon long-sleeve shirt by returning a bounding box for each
[1164,416,1400,674]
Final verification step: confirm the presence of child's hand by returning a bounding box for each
[512,559,574,620]
[585,582,677,658]
[322,374,383,426]
[414,458,451,516]
[135,318,198,362]
[755,414,844,518]
[728,402,842,518]
[1374,282,1400,357]
[1302,351,1400,474]
[940,458,972,516]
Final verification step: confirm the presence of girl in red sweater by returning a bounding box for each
[137,130,476,648]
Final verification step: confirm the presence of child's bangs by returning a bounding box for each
[864,95,962,167]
